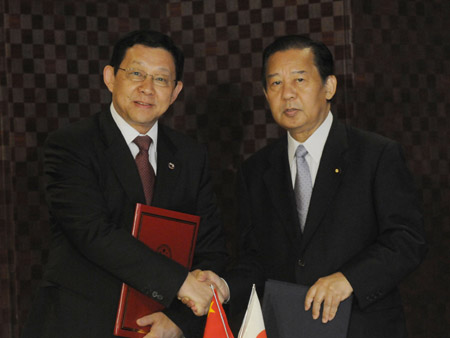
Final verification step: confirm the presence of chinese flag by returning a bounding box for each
[203,288,234,338]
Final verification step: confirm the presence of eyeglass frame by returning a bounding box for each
[117,67,177,87]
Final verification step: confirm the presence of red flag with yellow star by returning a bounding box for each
[203,287,234,338]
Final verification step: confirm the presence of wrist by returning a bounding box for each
[220,278,231,303]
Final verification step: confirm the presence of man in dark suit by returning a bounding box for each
[190,35,427,337]
[22,30,228,338]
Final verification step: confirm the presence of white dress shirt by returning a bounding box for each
[110,104,158,174]
[288,112,333,187]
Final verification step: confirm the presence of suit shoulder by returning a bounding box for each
[45,113,101,148]
[159,124,205,152]
[242,137,285,169]
[345,123,398,150]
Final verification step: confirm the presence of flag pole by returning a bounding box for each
[210,284,231,338]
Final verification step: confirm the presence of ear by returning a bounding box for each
[103,65,115,93]
[169,81,184,104]
[324,75,337,101]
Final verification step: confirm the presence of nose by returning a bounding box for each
[281,82,296,101]
[138,76,155,95]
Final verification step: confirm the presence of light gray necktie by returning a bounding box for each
[294,145,312,232]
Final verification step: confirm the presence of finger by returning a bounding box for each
[327,298,340,322]
[195,270,208,282]
[304,286,316,311]
[311,294,324,320]
[201,304,210,316]
[321,295,333,323]
[201,303,211,316]
[143,331,156,338]
[193,307,206,316]
[137,314,154,327]
[190,303,205,317]
[186,299,196,308]
[143,326,159,338]
[191,269,202,279]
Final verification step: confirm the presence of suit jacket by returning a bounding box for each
[227,119,427,338]
[22,111,228,338]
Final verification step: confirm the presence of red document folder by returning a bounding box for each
[114,204,200,337]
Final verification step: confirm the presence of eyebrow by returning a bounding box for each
[128,61,171,74]
[266,70,307,78]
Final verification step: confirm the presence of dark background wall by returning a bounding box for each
[1,0,448,337]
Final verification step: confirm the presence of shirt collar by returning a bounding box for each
[288,111,333,165]
[110,103,158,147]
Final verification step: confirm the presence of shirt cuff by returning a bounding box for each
[220,278,231,304]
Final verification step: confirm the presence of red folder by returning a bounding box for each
[114,204,200,337]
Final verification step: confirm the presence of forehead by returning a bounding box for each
[122,45,176,71]
[266,48,317,75]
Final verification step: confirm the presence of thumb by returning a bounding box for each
[196,270,208,282]
[137,314,155,327]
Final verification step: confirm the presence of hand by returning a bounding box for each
[180,270,230,314]
[194,269,230,303]
[177,271,214,316]
[136,312,183,338]
[304,272,353,323]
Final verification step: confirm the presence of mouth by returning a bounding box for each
[134,101,154,107]
[284,108,300,117]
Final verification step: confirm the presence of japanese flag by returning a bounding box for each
[238,285,267,338]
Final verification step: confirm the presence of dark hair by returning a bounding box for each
[109,30,184,82]
[262,35,334,89]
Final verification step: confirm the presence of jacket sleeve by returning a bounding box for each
[161,146,229,335]
[340,141,427,309]
[44,128,187,308]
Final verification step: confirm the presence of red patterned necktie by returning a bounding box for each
[133,135,155,205]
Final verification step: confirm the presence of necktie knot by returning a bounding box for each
[295,144,308,159]
[134,135,152,152]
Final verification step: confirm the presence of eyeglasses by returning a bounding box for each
[118,68,176,87]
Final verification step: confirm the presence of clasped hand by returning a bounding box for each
[177,270,352,324]
[177,269,229,316]
[134,270,216,338]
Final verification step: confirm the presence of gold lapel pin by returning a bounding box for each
[335,168,341,174]
[168,162,175,170]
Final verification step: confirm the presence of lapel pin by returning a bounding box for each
[335,168,341,174]
[168,162,175,170]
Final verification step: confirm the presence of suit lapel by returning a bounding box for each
[99,111,146,204]
[152,125,181,207]
[264,137,302,242]
[300,120,349,249]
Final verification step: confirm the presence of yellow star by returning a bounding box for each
[208,300,216,315]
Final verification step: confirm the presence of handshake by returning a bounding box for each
[177,269,229,316]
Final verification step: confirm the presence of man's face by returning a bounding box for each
[264,48,336,142]
[104,45,183,134]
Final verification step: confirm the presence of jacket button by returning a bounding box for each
[297,259,305,267]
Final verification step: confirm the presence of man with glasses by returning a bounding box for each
[22,30,228,338]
